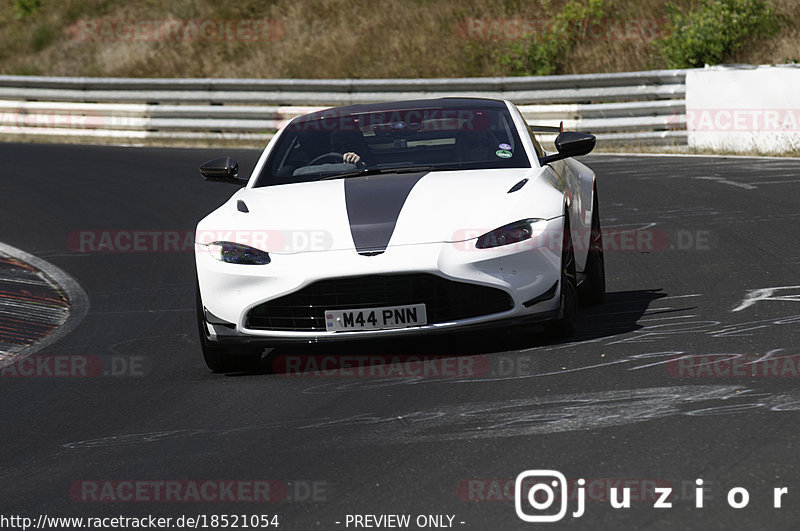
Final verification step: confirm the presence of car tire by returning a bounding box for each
[549,212,578,338]
[195,278,261,373]
[580,190,605,306]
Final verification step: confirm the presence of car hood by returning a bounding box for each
[196,168,563,254]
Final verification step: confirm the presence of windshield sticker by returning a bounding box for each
[495,149,512,159]
[498,143,512,150]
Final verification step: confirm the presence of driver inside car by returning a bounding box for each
[330,130,370,167]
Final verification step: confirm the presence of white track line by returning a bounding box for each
[0,241,90,362]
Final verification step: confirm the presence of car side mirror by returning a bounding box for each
[540,132,596,165]
[199,157,247,185]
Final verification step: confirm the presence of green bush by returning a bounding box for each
[14,0,43,19]
[501,0,606,76]
[658,0,778,68]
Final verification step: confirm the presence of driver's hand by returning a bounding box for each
[343,152,361,165]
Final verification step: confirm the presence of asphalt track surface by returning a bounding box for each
[1,143,800,530]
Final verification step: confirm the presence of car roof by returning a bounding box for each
[293,97,509,123]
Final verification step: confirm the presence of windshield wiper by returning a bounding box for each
[318,165,445,181]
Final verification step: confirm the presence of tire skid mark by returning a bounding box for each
[61,384,800,448]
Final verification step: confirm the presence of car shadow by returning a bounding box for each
[222,288,678,376]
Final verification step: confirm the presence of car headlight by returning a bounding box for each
[207,241,271,265]
[475,219,543,249]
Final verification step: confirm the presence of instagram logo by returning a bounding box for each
[512,470,790,520]
[514,470,584,522]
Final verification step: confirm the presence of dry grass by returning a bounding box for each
[1,0,796,79]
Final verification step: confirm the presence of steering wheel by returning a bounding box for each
[307,152,344,165]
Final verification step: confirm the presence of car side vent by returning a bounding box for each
[237,200,249,213]
[507,178,528,193]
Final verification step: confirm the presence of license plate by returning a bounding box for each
[324,304,427,331]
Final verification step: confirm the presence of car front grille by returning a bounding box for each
[244,273,514,332]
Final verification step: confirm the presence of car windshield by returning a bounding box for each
[254,103,530,187]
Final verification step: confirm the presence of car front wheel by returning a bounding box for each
[195,279,261,372]
[580,190,605,306]
[549,213,578,338]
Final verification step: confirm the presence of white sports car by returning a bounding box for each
[195,98,604,371]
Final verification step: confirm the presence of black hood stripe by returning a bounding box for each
[344,172,428,253]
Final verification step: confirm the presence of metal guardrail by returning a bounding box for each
[0,69,689,147]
